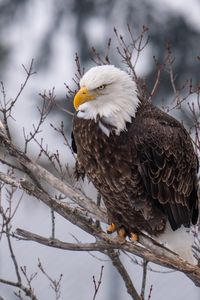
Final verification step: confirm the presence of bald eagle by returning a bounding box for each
[72,65,199,260]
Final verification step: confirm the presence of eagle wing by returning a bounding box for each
[133,107,199,230]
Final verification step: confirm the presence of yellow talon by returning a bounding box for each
[107,224,137,243]
[107,223,116,234]
[130,232,139,242]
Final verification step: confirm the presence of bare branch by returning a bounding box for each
[106,250,141,300]
[149,63,162,100]
[92,265,104,300]
[38,259,62,300]
[6,222,21,284]
[23,89,53,154]
[51,208,56,239]
[0,129,106,222]
[0,60,36,140]
[148,285,153,300]
[15,227,200,287]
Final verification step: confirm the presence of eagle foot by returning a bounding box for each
[107,223,116,234]
[129,232,139,242]
[107,224,136,243]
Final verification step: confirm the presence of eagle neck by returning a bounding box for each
[77,93,141,136]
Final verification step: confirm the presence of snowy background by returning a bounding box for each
[0,0,200,299]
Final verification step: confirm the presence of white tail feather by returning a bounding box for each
[155,222,196,264]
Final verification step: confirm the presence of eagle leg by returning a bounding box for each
[107,224,138,243]
[107,223,116,234]
[129,232,139,242]
[118,227,127,242]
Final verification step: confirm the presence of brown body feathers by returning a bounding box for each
[72,101,199,236]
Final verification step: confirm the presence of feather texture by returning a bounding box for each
[72,65,199,241]
[73,100,199,235]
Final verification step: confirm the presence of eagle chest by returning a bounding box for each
[74,118,136,193]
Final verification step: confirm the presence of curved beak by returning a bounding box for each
[73,87,97,110]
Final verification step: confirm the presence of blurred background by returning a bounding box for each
[0,0,200,299]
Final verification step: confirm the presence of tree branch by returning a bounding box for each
[15,227,200,287]
[106,250,141,300]
[0,128,106,223]
[0,278,38,300]
[92,265,104,300]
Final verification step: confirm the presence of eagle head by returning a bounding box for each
[73,65,140,135]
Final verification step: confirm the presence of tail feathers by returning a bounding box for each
[155,222,196,264]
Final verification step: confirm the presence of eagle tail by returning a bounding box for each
[155,222,196,264]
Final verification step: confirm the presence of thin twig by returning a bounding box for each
[50,207,55,239]
[6,223,21,284]
[148,285,153,300]
[92,266,104,300]
[38,259,62,300]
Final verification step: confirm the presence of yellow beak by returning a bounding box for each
[74,87,97,110]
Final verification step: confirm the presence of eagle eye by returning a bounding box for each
[97,84,106,90]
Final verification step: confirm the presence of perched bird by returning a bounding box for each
[72,65,199,261]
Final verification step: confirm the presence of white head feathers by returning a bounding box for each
[77,65,140,135]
